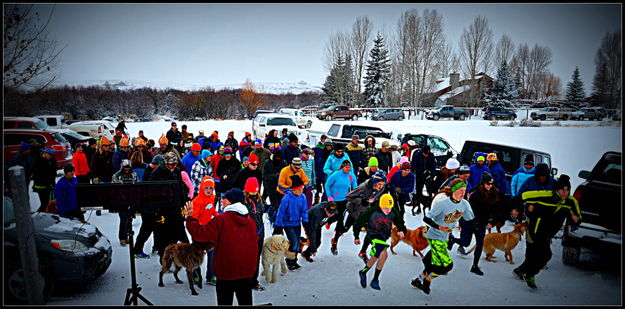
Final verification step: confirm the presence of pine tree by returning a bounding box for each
[565,67,586,103]
[323,53,345,104]
[487,61,518,105]
[363,33,391,107]
[591,62,609,107]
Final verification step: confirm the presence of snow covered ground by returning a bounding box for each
[28,117,620,305]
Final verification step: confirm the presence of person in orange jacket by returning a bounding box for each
[191,176,219,286]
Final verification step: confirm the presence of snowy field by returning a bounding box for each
[30,117,620,305]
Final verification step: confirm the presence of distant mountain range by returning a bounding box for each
[56,80,323,95]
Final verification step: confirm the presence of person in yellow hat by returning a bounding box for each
[353,193,407,290]
[90,136,115,183]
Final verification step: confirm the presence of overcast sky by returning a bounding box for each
[32,3,621,90]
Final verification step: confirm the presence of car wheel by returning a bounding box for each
[510,115,516,121]
[579,116,583,121]
[561,115,568,121]
[305,121,312,129]
[541,115,546,121]
[562,245,581,266]
[398,116,403,121]
[379,116,384,121]
[351,114,358,121]
[434,114,440,121]
[459,114,466,121]
[326,115,332,121]
[5,262,54,304]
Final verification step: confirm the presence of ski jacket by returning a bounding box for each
[215,157,242,192]
[312,146,327,182]
[232,167,263,191]
[488,161,509,195]
[55,177,78,218]
[323,151,353,177]
[90,150,114,182]
[263,158,288,193]
[346,179,387,220]
[191,158,212,197]
[181,151,200,175]
[112,149,129,172]
[389,171,416,202]
[71,152,89,177]
[277,165,310,195]
[251,148,271,171]
[192,177,218,226]
[375,149,393,174]
[521,190,581,242]
[362,135,377,167]
[353,202,406,241]
[33,155,58,189]
[510,167,535,197]
[346,142,363,170]
[275,192,309,227]
[282,144,301,165]
[166,128,182,146]
[300,155,316,187]
[357,166,376,185]
[324,169,357,202]
[244,196,267,235]
[467,185,500,226]
[411,151,436,179]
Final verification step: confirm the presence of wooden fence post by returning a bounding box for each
[8,166,45,305]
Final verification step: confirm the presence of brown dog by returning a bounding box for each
[466,222,527,264]
[159,242,206,295]
[45,199,58,214]
[390,225,429,258]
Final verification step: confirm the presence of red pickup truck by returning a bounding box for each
[316,105,363,121]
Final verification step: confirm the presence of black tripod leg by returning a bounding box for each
[123,212,153,306]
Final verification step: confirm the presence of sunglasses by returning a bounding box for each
[249,163,258,166]
[485,182,494,185]
[224,154,232,157]
[328,206,337,211]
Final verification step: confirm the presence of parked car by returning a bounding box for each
[425,105,469,121]
[35,115,70,129]
[530,107,573,121]
[278,108,314,128]
[570,107,606,121]
[68,120,115,140]
[316,105,363,121]
[4,197,113,303]
[4,129,73,169]
[398,133,458,168]
[305,123,396,148]
[252,113,299,140]
[458,140,556,184]
[561,151,621,266]
[252,109,274,119]
[371,108,405,121]
[613,110,621,121]
[483,106,517,120]
[4,117,52,131]
[53,129,91,150]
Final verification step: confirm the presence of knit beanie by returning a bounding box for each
[223,146,233,154]
[553,174,571,192]
[534,163,550,177]
[158,135,169,145]
[340,159,351,169]
[191,143,201,151]
[486,153,498,161]
[291,157,303,166]
[20,142,31,152]
[524,155,534,165]
[379,193,394,208]
[368,157,379,167]
[248,153,260,164]
[201,176,215,189]
[399,157,409,165]
[400,162,412,170]
[290,175,305,190]
[324,201,338,215]
[201,149,212,159]
[63,163,75,174]
[458,165,471,175]
[334,143,344,151]
[151,155,164,165]
[371,170,387,184]
[480,171,494,185]
[223,188,245,204]
[445,158,460,170]
[288,133,298,143]
[244,177,260,193]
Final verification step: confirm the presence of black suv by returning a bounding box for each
[458,140,555,184]
[561,151,621,265]
[398,133,458,168]
[483,106,517,120]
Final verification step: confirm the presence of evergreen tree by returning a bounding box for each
[363,33,391,107]
[565,67,586,103]
[486,61,518,105]
[591,62,609,107]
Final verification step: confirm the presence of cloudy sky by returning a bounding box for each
[33,3,621,90]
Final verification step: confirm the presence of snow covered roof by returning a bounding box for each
[437,84,471,101]
[433,77,451,93]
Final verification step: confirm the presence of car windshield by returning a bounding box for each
[52,132,68,144]
[539,107,550,111]
[62,130,88,140]
[33,119,49,130]
[267,118,296,126]
[325,106,336,111]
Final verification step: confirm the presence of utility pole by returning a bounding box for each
[9,166,45,304]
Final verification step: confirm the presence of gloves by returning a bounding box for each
[327,196,334,202]
[394,187,402,194]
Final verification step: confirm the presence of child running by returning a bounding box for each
[353,193,407,290]
[411,178,475,295]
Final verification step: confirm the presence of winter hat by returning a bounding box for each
[121,159,132,169]
[340,159,352,169]
[407,140,417,147]
[201,176,215,189]
[100,136,112,145]
[290,175,305,190]
[458,165,471,175]
[253,139,263,146]
[164,152,178,165]
[379,193,394,209]
[524,155,534,165]
[371,170,387,184]
[553,174,571,192]
[302,148,313,155]
[381,141,390,148]
[158,135,169,145]
[135,138,146,147]
[191,143,201,151]
[534,163,550,177]
[334,143,345,151]
[476,155,485,162]
[88,138,97,146]
[223,146,233,154]
[245,132,252,137]
[480,171,494,185]
[321,134,328,140]
[171,121,177,126]
[400,162,412,170]
[244,177,260,193]
[211,132,219,138]
[184,141,193,149]
[325,139,333,147]
[422,145,431,154]
[181,124,187,130]
[399,157,410,165]
[201,149,212,159]
[445,158,460,170]
[324,201,338,215]
[273,149,283,159]
[242,156,249,163]
[228,131,234,137]
[248,153,260,164]
[20,142,31,152]
[368,157,379,167]
[450,179,467,194]
[291,157,303,167]
[198,130,204,134]
[151,155,164,165]
[63,163,75,174]
[120,137,130,147]
[288,133,298,143]
[486,153,498,161]
[223,188,245,204]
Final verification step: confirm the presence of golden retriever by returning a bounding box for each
[466,222,527,264]
[390,225,429,258]
[159,242,206,295]
[261,235,296,284]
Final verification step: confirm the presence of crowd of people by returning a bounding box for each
[4,120,582,305]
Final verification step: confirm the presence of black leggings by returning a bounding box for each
[518,238,552,277]
[328,201,348,243]
[216,277,254,305]
[133,212,156,254]
[35,188,52,212]
[453,219,487,267]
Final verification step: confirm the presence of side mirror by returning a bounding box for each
[578,170,590,180]
[551,168,558,176]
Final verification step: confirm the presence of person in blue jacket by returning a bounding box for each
[323,143,352,177]
[274,175,309,271]
[55,164,84,220]
[510,155,535,197]
[512,163,554,222]
[389,161,416,216]
[486,152,508,195]
[467,152,490,192]
[325,159,358,255]
[282,133,301,165]
[181,143,202,173]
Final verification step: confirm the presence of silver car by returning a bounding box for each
[371,108,405,121]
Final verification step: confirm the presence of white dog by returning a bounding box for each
[261,235,296,283]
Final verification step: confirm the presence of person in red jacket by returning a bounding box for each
[185,188,258,306]
[72,144,91,183]
[191,176,219,286]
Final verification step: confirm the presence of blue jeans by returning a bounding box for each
[206,249,215,279]
[283,225,302,253]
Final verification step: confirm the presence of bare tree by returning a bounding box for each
[494,34,515,66]
[459,15,494,106]
[324,30,349,71]
[591,30,621,109]
[4,4,65,91]
[239,79,265,118]
[510,43,530,98]
[418,9,445,97]
[348,16,373,98]
[435,41,456,78]
[534,72,561,100]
